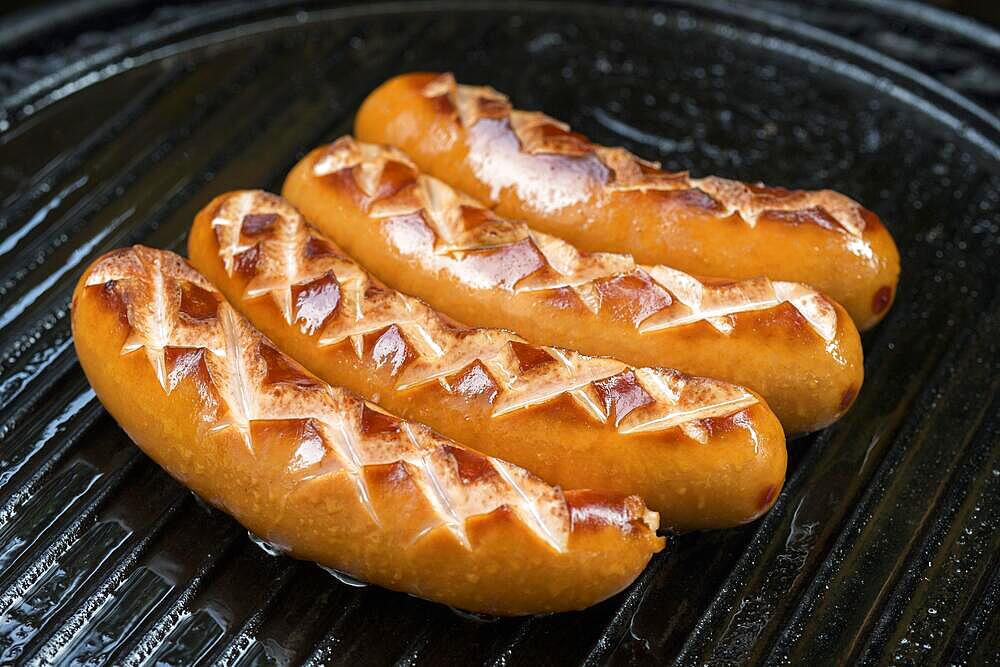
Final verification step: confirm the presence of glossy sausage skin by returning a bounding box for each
[188,190,787,531]
[71,245,663,615]
[354,72,900,331]
[283,138,864,435]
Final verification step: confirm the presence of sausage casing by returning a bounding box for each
[71,245,663,615]
[188,190,787,531]
[354,72,900,331]
[283,138,864,435]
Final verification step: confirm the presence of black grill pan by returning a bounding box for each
[0,1,998,664]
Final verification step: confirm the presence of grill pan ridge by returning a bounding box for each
[0,1,998,664]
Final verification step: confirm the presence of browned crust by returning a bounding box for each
[306,138,841,345]
[202,189,767,439]
[77,245,660,545]
[417,72,875,237]
[71,244,666,614]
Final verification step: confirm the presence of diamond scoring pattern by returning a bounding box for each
[313,139,839,342]
[421,72,868,237]
[212,190,761,437]
[85,246,575,553]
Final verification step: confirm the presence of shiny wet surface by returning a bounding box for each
[0,1,998,664]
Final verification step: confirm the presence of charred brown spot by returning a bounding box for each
[360,404,401,434]
[544,287,586,312]
[860,207,884,232]
[96,280,129,325]
[450,361,499,404]
[233,244,260,277]
[250,419,325,470]
[291,272,341,336]
[321,167,358,196]
[659,187,725,212]
[163,346,220,416]
[475,96,508,119]
[462,238,546,290]
[693,411,751,440]
[251,419,301,443]
[458,205,498,233]
[363,462,417,508]
[427,91,457,117]
[372,160,418,200]
[370,325,415,376]
[840,385,858,411]
[565,489,648,534]
[258,343,322,389]
[594,271,673,327]
[443,444,498,485]
[872,285,893,315]
[758,206,841,233]
[241,213,279,236]
[593,370,655,427]
[178,281,219,321]
[304,235,338,259]
[474,504,517,531]
[507,340,554,373]
[163,347,210,393]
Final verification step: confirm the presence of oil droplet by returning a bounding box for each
[247,531,286,557]
[320,565,369,587]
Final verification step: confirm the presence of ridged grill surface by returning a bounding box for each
[0,1,997,665]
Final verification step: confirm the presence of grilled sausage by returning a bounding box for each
[71,245,663,615]
[354,72,900,331]
[188,190,787,531]
[283,137,864,435]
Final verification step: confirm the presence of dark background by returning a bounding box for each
[0,0,997,26]
[0,2,997,665]
[9,0,1000,27]
[2,1,999,120]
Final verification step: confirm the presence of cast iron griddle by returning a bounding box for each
[0,1,998,664]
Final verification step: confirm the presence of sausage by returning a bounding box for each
[71,245,664,615]
[353,72,900,331]
[283,137,864,435]
[188,190,787,531]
